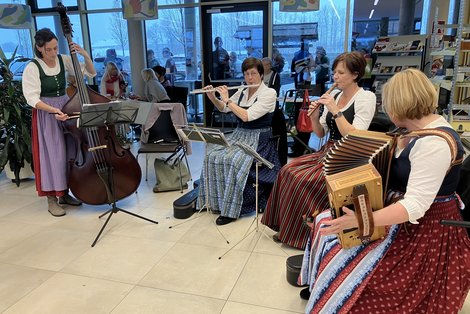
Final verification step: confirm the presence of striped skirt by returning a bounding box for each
[300,196,470,314]
[32,95,69,197]
[261,141,334,249]
[197,127,280,219]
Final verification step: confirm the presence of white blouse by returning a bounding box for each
[224,82,277,121]
[319,88,376,133]
[396,116,454,224]
[22,54,95,108]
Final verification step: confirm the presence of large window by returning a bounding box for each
[36,0,76,9]
[88,11,131,89]
[85,0,118,10]
[35,14,83,54]
[272,0,351,87]
[145,6,200,81]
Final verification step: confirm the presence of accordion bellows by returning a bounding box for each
[324,130,394,248]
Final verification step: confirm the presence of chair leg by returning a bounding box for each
[145,154,149,181]
[177,157,184,193]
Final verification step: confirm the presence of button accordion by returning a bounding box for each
[324,130,395,248]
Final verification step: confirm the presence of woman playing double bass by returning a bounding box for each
[22,28,96,217]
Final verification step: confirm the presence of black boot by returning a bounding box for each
[216,216,236,225]
[300,287,311,300]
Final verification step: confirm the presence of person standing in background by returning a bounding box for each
[261,57,281,96]
[314,46,330,94]
[212,37,230,80]
[272,48,285,74]
[147,49,160,68]
[162,47,177,85]
[262,57,287,166]
[22,28,96,216]
[229,52,243,78]
[291,41,314,88]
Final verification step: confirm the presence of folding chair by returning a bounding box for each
[136,110,191,191]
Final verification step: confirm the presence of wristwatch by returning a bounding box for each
[332,111,343,120]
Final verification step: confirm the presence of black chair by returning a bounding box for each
[136,110,191,190]
[167,86,189,111]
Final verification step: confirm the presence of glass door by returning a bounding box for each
[201,1,268,125]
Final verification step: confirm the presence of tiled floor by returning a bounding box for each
[0,142,306,314]
[1,141,469,314]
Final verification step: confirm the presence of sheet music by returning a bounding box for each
[235,142,274,169]
[80,101,139,127]
[176,125,230,147]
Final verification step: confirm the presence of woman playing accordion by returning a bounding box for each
[299,68,470,313]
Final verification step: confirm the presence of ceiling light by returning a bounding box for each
[374,0,379,5]
[369,9,374,19]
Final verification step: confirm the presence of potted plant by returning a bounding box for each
[0,46,33,186]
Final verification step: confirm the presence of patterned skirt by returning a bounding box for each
[300,196,470,314]
[197,127,280,219]
[32,95,69,197]
[261,141,334,249]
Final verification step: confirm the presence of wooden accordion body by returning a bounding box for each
[324,130,394,248]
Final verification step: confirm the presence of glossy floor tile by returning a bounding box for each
[0,141,468,314]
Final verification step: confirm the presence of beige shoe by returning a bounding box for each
[47,196,66,217]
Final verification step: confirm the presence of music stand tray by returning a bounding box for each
[80,102,158,247]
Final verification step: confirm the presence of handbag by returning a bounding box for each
[296,89,313,133]
[153,157,190,193]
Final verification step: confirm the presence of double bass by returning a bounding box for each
[57,4,141,205]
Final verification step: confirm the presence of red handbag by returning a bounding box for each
[296,89,313,133]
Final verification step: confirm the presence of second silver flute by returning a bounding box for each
[189,84,260,95]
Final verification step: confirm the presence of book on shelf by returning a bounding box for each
[372,62,382,74]
[380,66,393,74]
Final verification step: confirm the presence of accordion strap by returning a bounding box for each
[352,184,375,240]
[402,128,463,168]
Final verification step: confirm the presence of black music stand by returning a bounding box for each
[169,124,230,244]
[79,102,158,247]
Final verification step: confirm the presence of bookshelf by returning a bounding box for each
[370,35,428,108]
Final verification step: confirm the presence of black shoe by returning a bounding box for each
[216,215,236,225]
[58,194,82,206]
[300,287,311,300]
[272,233,282,243]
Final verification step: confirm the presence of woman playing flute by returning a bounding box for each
[197,57,281,225]
[261,51,376,248]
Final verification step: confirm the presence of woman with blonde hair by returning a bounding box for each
[299,68,470,313]
[140,68,170,103]
[99,61,126,99]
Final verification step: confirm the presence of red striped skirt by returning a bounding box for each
[262,142,334,249]
[348,199,470,314]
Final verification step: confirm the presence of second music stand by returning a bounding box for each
[217,142,280,259]
[79,101,159,247]
[169,124,230,244]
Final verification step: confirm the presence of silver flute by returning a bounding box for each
[189,84,260,95]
